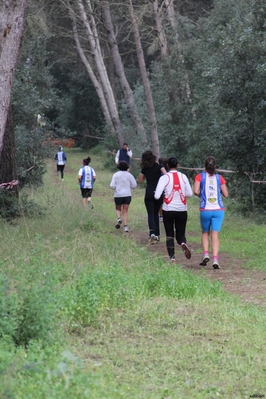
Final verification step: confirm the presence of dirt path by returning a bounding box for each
[132,231,266,307]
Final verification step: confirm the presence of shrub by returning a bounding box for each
[13,279,59,347]
[0,274,19,338]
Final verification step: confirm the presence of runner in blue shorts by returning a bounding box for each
[194,156,228,269]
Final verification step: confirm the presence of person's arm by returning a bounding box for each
[154,175,167,199]
[193,180,200,196]
[127,149,133,158]
[110,175,116,190]
[160,167,167,175]
[182,174,193,197]
[220,175,228,197]
[78,167,83,184]
[130,174,137,189]
[92,168,96,182]
[221,184,228,197]
[115,150,120,164]
[138,173,145,184]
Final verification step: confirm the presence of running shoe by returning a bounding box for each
[149,234,156,244]
[115,218,122,229]
[170,256,176,263]
[124,226,129,232]
[181,243,191,259]
[89,202,94,209]
[212,261,220,269]
[199,254,210,266]
[155,235,160,242]
[159,216,163,222]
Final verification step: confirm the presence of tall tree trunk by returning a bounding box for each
[153,0,168,60]
[102,3,148,145]
[164,0,193,110]
[0,106,19,200]
[103,42,118,109]
[165,0,176,30]
[128,0,160,158]
[0,0,28,156]
[68,5,115,132]
[76,0,124,146]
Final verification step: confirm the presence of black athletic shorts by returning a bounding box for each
[114,196,131,206]
[81,188,93,198]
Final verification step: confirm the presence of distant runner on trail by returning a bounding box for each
[55,146,67,181]
[194,156,229,270]
[115,142,133,166]
[78,157,96,209]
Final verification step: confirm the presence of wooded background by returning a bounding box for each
[1,0,266,213]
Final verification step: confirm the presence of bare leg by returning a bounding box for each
[211,231,219,257]
[122,204,129,226]
[201,231,210,252]
[116,205,121,219]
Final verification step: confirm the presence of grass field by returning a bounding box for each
[0,147,266,399]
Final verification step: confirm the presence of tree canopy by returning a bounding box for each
[1,0,266,212]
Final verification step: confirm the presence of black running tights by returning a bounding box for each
[162,210,188,258]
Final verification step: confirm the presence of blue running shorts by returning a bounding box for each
[200,210,225,233]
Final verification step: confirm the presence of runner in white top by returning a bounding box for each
[110,161,137,232]
[78,157,96,208]
[155,156,193,262]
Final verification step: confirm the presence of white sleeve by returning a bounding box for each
[182,174,193,197]
[115,150,120,163]
[128,150,133,158]
[129,174,137,189]
[154,175,167,199]
[110,175,116,190]
[92,167,96,178]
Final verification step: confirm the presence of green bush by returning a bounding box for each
[13,280,59,347]
[0,274,19,338]
[61,260,224,329]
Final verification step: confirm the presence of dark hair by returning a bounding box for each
[158,157,169,169]
[117,161,129,171]
[123,142,128,146]
[83,156,91,166]
[204,156,216,175]
[168,157,179,169]
[140,150,156,168]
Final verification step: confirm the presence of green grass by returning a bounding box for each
[1,147,266,398]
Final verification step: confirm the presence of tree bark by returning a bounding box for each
[102,3,148,145]
[128,0,160,158]
[153,0,168,60]
[164,0,193,109]
[165,0,176,31]
[68,5,114,131]
[76,0,124,146]
[0,0,28,156]
[0,106,18,198]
